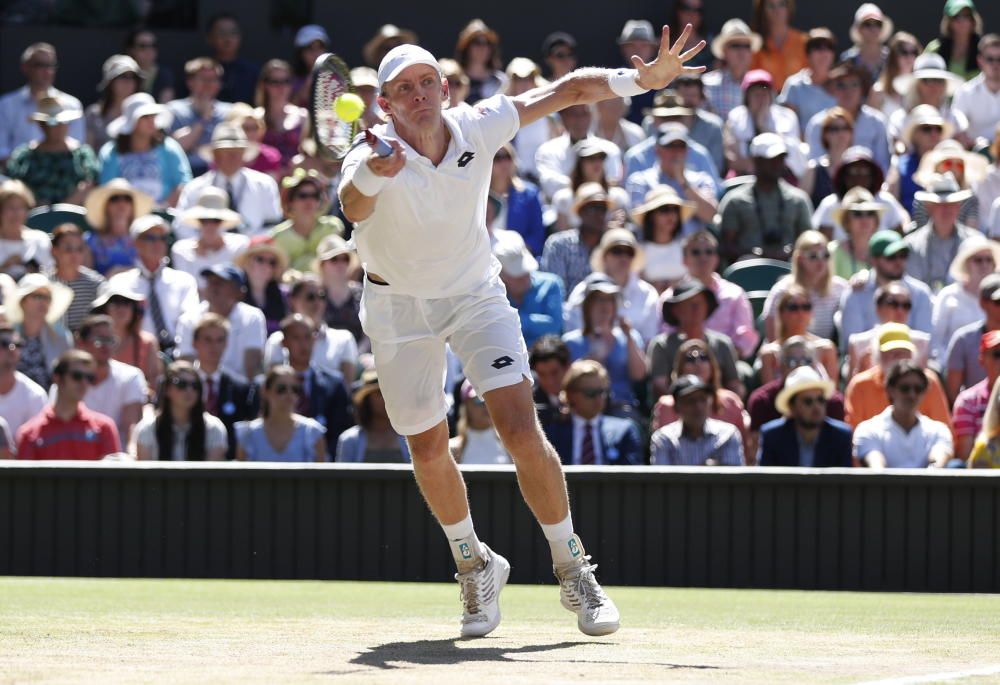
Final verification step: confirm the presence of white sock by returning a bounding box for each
[540,514,583,565]
[440,513,485,569]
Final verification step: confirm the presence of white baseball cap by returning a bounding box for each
[294,24,330,49]
[749,132,788,159]
[377,44,441,91]
[493,230,538,278]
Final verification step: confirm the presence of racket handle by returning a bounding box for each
[365,130,394,158]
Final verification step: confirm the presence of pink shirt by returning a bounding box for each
[652,387,751,448]
[953,378,991,438]
[662,275,760,358]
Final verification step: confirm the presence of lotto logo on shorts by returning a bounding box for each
[459,542,472,560]
[491,355,514,369]
[568,539,580,557]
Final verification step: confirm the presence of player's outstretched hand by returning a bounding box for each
[367,138,406,178]
[632,24,707,92]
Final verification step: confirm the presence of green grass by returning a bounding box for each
[1,578,999,684]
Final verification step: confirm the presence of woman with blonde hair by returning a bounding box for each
[235,364,326,462]
[254,59,307,170]
[868,32,921,119]
[758,285,839,383]
[828,186,885,279]
[0,180,51,279]
[969,375,1000,468]
[931,236,1000,361]
[763,231,848,341]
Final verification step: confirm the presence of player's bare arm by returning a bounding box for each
[511,24,707,127]
[340,139,406,223]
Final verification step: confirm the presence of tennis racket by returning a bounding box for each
[309,52,393,160]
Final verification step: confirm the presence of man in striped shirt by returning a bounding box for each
[650,374,744,465]
[47,224,104,332]
[953,331,1000,461]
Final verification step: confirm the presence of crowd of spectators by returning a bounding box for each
[1,4,1000,469]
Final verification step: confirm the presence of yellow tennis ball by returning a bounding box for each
[334,93,365,123]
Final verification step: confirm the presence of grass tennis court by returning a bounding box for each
[1,577,998,684]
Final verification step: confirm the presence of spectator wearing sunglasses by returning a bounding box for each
[758,285,839,385]
[758,365,853,467]
[272,170,343,273]
[703,20,761,122]
[840,4,893,80]
[650,374,744,466]
[7,273,73,389]
[945,274,1000,403]
[236,364,326,462]
[869,32,922,121]
[89,281,161,393]
[853,359,954,468]
[0,324,48,437]
[923,0,984,82]
[828,187,884,280]
[132,360,227,461]
[236,237,288,336]
[932,237,1000,362]
[952,331,1000,462]
[15,349,120,460]
[315,235,366,353]
[171,186,250,288]
[846,282,931,378]
[952,34,1000,144]
[125,29,174,104]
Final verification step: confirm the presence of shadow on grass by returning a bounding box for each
[336,638,725,671]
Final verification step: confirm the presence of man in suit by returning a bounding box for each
[543,359,642,466]
[191,313,257,460]
[759,365,853,467]
[280,313,354,459]
[529,335,571,429]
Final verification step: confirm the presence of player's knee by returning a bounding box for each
[495,412,544,457]
[406,426,450,466]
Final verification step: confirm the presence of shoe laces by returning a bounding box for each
[560,556,609,611]
[456,558,490,618]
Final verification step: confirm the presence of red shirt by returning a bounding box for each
[953,379,991,438]
[15,403,121,460]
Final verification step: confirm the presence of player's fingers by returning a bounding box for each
[659,25,671,57]
[630,54,646,70]
[679,41,707,62]
[671,24,693,55]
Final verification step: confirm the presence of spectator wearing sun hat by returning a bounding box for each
[7,273,73,389]
[236,236,289,335]
[315,234,365,349]
[171,186,250,288]
[271,169,344,273]
[494,230,563,349]
[540,183,611,297]
[703,19,761,122]
[650,374,743,466]
[840,3,894,80]
[924,0,985,81]
[952,33,1000,144]
[910,140,987,230]
[888,53,967,144]
[85,54,143,150]
[931,236,1000,362]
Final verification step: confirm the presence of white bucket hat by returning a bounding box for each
[948,235,1000,283]
[849,4,894,44]
[493,230,538,278]
[6,273,74,326]
[106,92,171,138]
[29,97,82,126]
[893,53,963,98]
[97,54,142,91]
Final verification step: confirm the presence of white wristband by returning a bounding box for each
[351,160,391,197]
[608,68,647,97]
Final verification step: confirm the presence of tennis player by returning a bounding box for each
[339,25,705,638]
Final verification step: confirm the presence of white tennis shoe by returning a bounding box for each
[455,544,510,638]
[555,554,620,636]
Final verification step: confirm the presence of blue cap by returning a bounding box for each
[200,264,246,288]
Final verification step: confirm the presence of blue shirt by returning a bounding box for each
[777,69,838,131]
[625,166,718,235]
[0,86,85,160]
[235,416,325,462]
[805,105,890,172]
[504,181,546,256]
[562,327,642,407]
[623,135,721,187]
[838,272,934,351]
[509,271,564,348]
[99,137,192,204]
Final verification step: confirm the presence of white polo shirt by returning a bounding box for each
[852,407,952,468]
[339,95,520,299]
[0,371,48,436]
[175,301,266,381]
[952,73,1000,142]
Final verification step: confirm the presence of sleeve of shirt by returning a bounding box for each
[341,333,359,367]
[175,313,195,357]
[337,138,376,198]
[929,420,954,453]
[649,429,669,465]
[851,421,878,460]
[535,143,570,200]
[0,96,15,160]
[720,428,744,466]
[910,285,934,335]
[98,143,118,184]
[245,308,267,349]
[204,415,228,452]
[133,416,155,450]
[470,95,521,153]
[952,393,978,437]
[123,368,148,405]
[162,137,193,189]
[524,277,564,341]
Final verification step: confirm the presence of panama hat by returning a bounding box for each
[900,105,953,147]
[313,234,360,274]
[948,235,1000,283]
[914,140,988,188]
[775,365,834,417]
[893,53,963,98]
[5,273,73,325]
[913,171,973,205]
[833,187,886,225]
[571,182,610,215]
[643,90,693,119]
[590,227,646,273]
[618,19,657,45]
[29,97,82,126]
[84,178,154,231]
[849,3,894,44]
[180,186,243,229]
[630,185,695,226]
[236,235,289,274]
[711,19,762,60]
[197,123,259,164]
[106,92,171,138]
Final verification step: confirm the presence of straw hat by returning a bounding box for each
[913,171,973,205]
[900,105,953,147]
[833,187,887,225]
[197,123,259,164]
[630,185,695,226]
[236,235,289,274]
[505,57,546,87]
[106,92,171,138]
[97,54,142,91]
[352,366,383,412]
[363,24,418,67]
[590,227,646,273]
[892,53,963,99]
[5,273,73,325]
[948,235,1000,283]
[349,66,379,90]
[180,186,243,229]
[849,3,894,44]
[29,97,82,126]
[313,234,360,274]
[618,19,657,46]
[775,366,835,417]
[711,19,762,60]
[84,178,154,231]
[571,182,610,215]
[643,90,693,119]
[914,140,989,188]
[455,19,499,54]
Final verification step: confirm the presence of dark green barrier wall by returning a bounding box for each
[0,463,997,592]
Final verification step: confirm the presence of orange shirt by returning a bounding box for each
[844,366,953,432]
[750,28,808,92]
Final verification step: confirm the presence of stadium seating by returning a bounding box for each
[722,258,791,292]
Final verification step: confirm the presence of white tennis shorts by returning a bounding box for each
[359,275,531,436]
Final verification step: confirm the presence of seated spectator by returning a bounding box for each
[650,278,743,400]
[828,187,883,280]
[271,169,343,273]
[6,98,98,205]
[190,313,257,460]
[758,285,839,384]
[671,231,759,359]
[888,105,948,216]
[925,0,984,81]
[316,235,366,352]
[107,215,200,354]
[650,374,744,465]
[47,224,104,332]
[759,365,853,467]
[747,336,846,458]
[845,324,952,430]
[540,183,609,296]
[83,179,153,277]
[450,379,511,464]
[888,54,968,147]
[534,103,621,201]
[0,416,12,458]
[853,359,954,468]
[847,282,932,378]
[670,76,726,172]
[562,274,646,415]
[763,231,848,342]
[953,331,1000,462]
[667,6,714,71]
[564,229,659,345]
[73,314,146,447]
[952,34,1000,145]
[236,364,326,462]
[624,123,718,234]
[800,107,855,208]
[90,282,161,391]
[98,93,191,206]
[226,104,281,180]
[703,19,760,122]
[946,274,1000,403]
[969,377,1000,468]
[625,91,722,181]
[171,186,250,287]
[277,313,353,458]
[932,236,998,361]
[488,141,546,255]
[718,134,813,263]
[0,180,52,279]
[0,324,48,437]
[205,13,259,105]
[978,128,1000,232]
[841,4,893,80]
[0,43,84,165]
[541,31,577,82]
[904,172,980,293]
[910,141,985,230]
[869,32,922,122]
[175,265,265,381]
[291,24,333,105]
[839,230,933,349]
[529,335,571,427]
[543,359,642,466]
[724,70,802,178]
[15,349,120,460]
[592,96,645,158]
[495,231,563,349]
[502,57,557,183]
[132,361,227,461]
[778,28,838,131]
[550,140,629,233]
[616,19,660,122]
[651,338,750,447]
[455,19,508,104]
[236,236,288,335]
[631,186,693,291]
[335,368,410,463]
[812,146,909,239]
[7,273,72,388]
[85,55,142,150]
[256,59,308,170]
[166,57,232,177]
[748,0,808,91]
[174,123,282,238]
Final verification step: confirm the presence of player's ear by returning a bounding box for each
[376,93,391,117]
